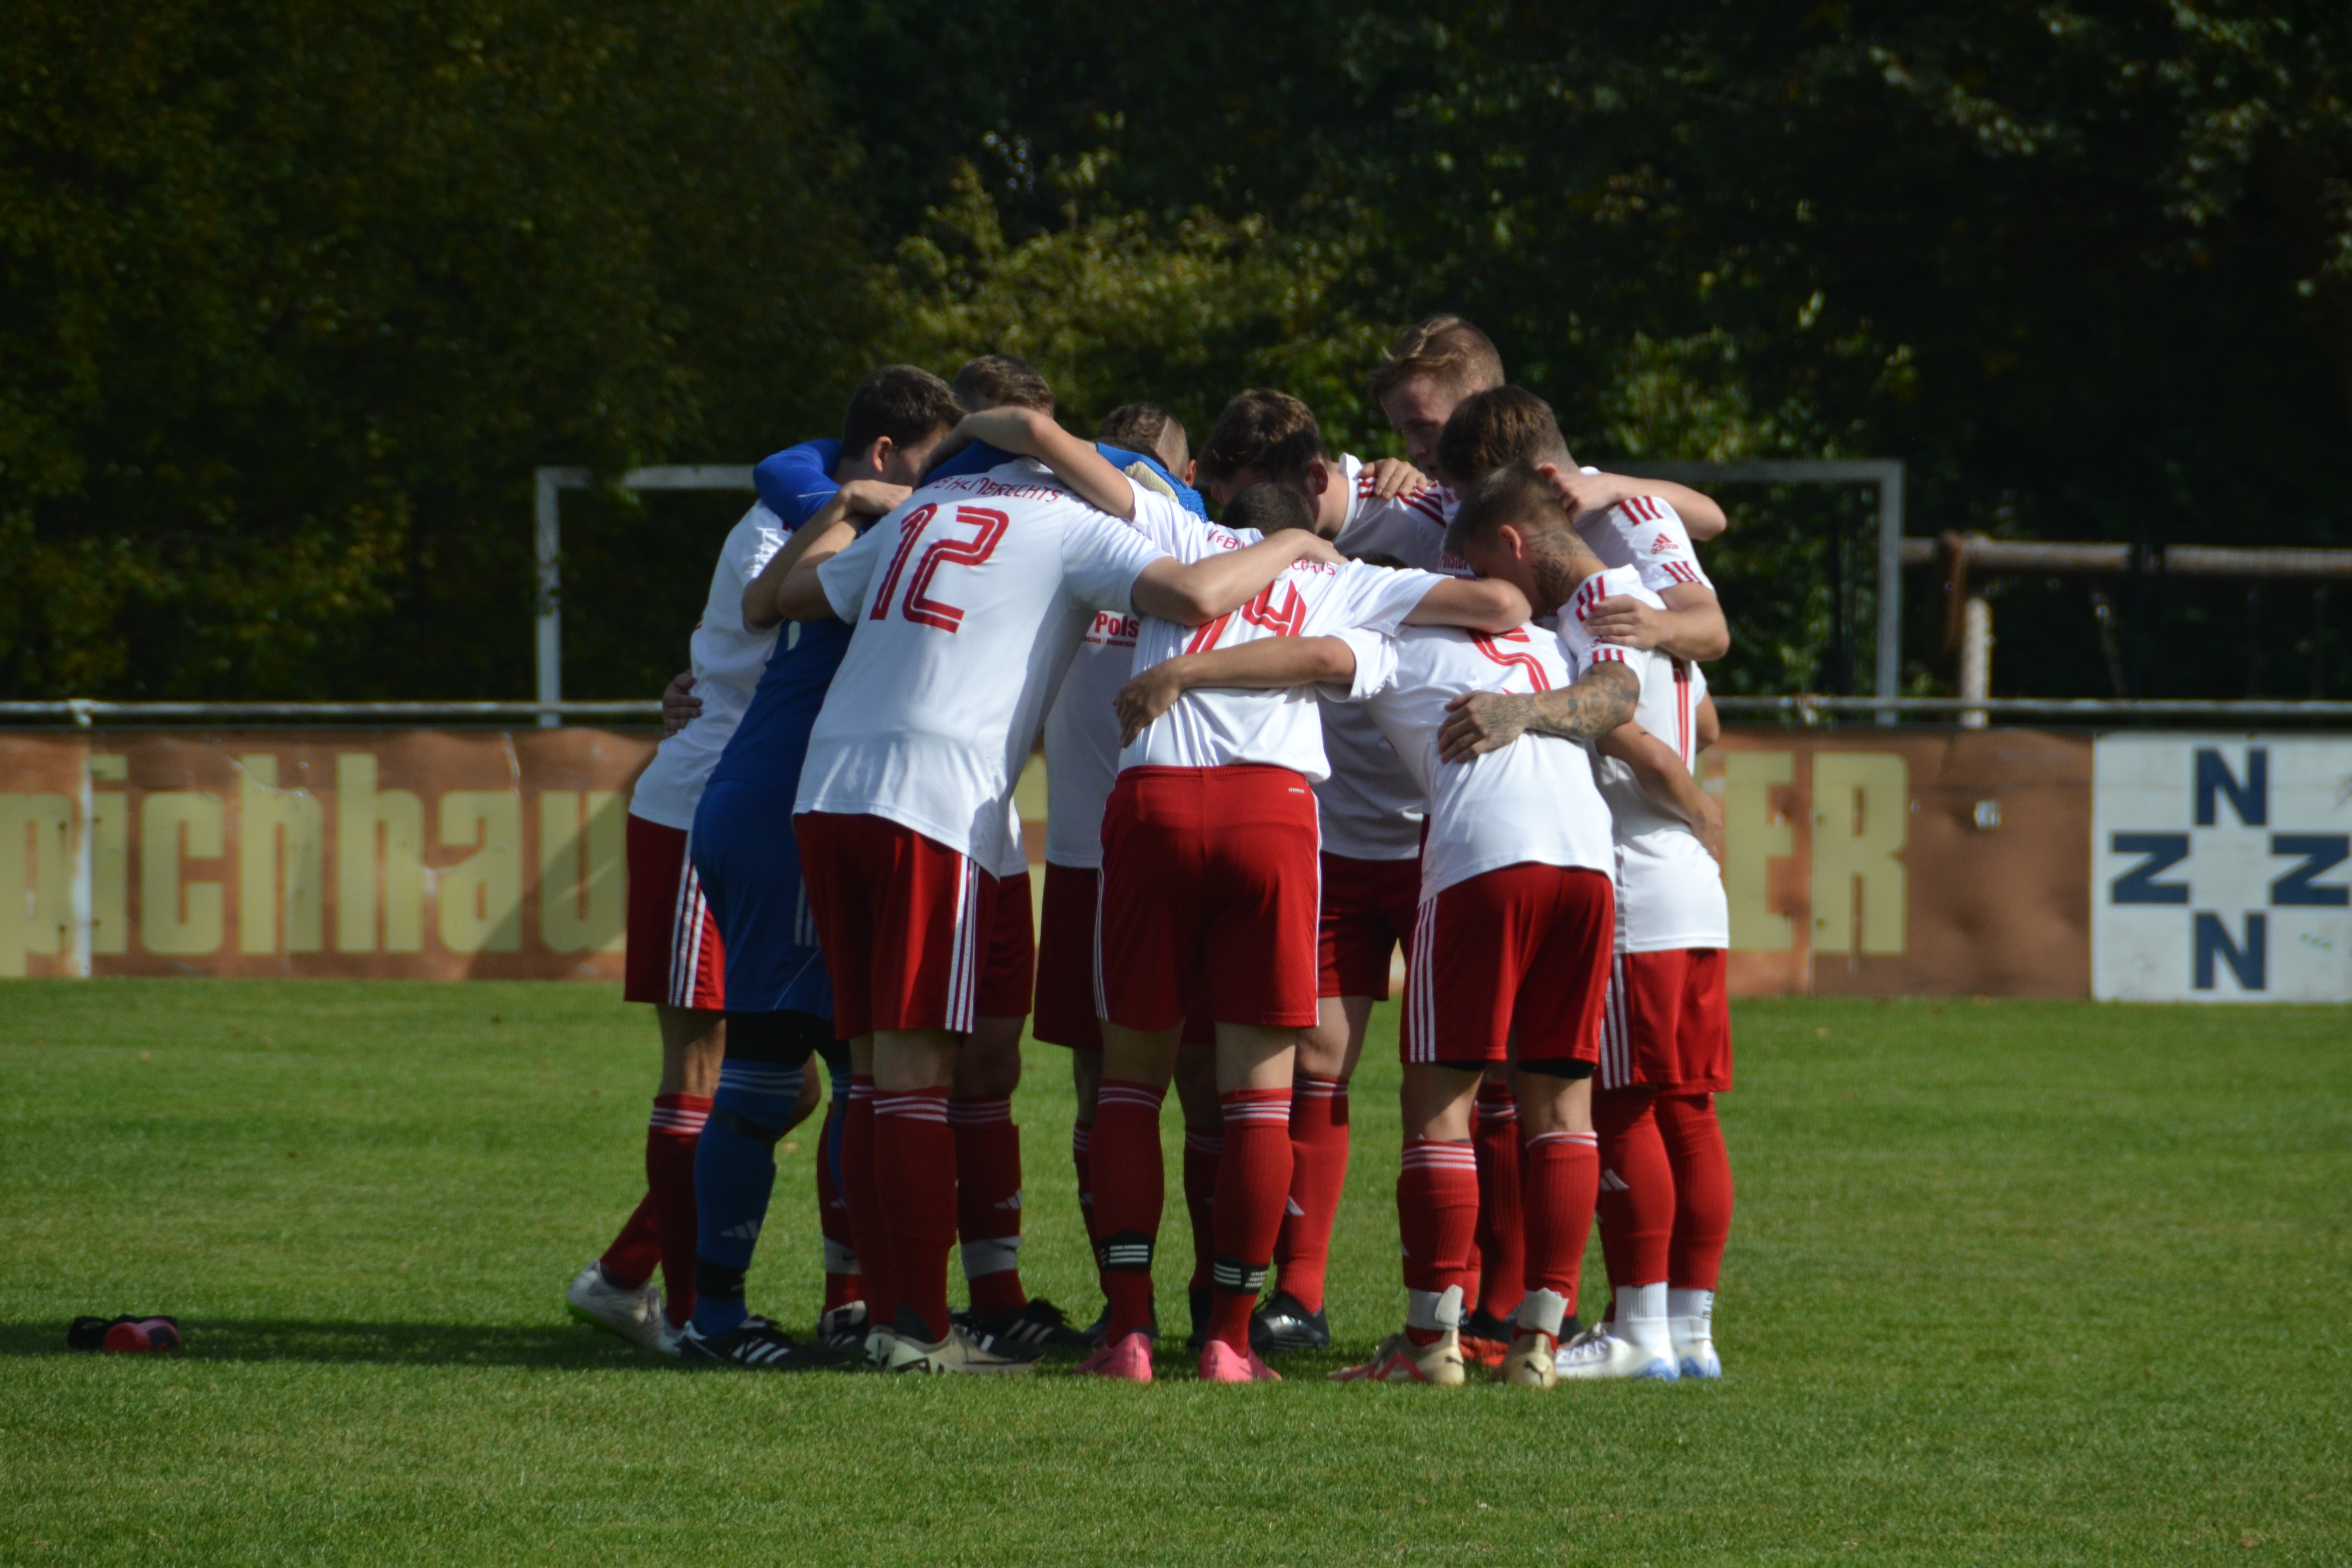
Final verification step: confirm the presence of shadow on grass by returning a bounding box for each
[0,1318,664,1368]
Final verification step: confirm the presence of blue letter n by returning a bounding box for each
[2192,912,2267,992]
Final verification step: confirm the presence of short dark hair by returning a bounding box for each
[1444,457,1576,560]
[841,365,962,457]
[1097,403,1190,473]
[1221,482,1317,537]
[1197,389,1327,487]
[953,355,1055,414]
[1437,386,1574,486]
[1367,315,1506,407]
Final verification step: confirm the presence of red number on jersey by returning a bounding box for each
[1184,578,1305,653]
[870,504,938,621]
[901,505,1011,632]
[1468,627,1552,691]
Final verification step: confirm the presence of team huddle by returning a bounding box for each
[565,317,1738,1387]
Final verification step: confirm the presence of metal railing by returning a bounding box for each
[0,700,662,727]
[1710,695,2352,722]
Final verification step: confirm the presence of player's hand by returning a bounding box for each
[660,671,701,737]
[1114,664,1191,745]
[1694,789,1725,866]
[1586,595,1670,649]
[835,479,911,518]
[1363,457,1428,502]
[1536,462,1628,523]
[1288,531,1346,566]
[1438,690,1532,762]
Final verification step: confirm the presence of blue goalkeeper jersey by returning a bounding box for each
[706,438,846,796]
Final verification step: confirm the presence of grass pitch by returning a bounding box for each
[1,983,2346,1566]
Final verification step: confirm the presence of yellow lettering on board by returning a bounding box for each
[142,793,225,957]
[238,755,323,955]
[336,755,424,954]
[0,793,71,977]
[438,792,522,953]
[539,790,626,954]
[1811,752,1909,956]
[1722,752,1795,951]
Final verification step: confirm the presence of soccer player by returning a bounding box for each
[1084,482,1531,1385]
[1556,660,1734,1382]
[1115,482,1640,1388]
[1030,402,1208,1339]
[1185,388,1449,1354]
[773,409,1343,1375]
[565,505,788,1354]
[671,364,963,1371]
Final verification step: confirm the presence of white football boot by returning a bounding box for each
[564,1261,669,1355]
[1670,1287,1722,1379]
[881,1322,1041,1375]
[1554,1320,1679,1381]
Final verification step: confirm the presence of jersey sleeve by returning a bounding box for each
[753,439,842,530]
[1062,508,1171,612]
[1309,562,1443,638]
[725,506,791,589]
[1555,567,1660,699]
[1607,497,1714,595]
[815,511,893,622]
[1326,626,1399,701]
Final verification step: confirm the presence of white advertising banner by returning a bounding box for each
[2092,736,2352,1001]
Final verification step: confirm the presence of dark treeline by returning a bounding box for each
[6,0,2348,702]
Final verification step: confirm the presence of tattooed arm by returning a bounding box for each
[1435,663,1639,763]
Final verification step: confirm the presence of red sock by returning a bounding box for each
[1472,1081,1524,1320]
[598,1196,659,1292]
[1209,1088,1293,1352]
[842,1078,895,1333]
[1521,1129,1601,1321]
[598,1093,709,1309]
[1182,1125,1222,1298]
[647,1093,710,1327]
[950,1095,1026,1317]
[1072,1119,1097,1244]
[873,1087,955,1342]
[1091,1080,1167,1341]
[815,1126,861,1314]
[1656,1091,1733,1290]
[1274,1074,1349,1312]
[1397,1138,1479,1345]
[1593,1088,1674,1291]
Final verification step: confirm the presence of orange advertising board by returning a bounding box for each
[3,726,2093,993]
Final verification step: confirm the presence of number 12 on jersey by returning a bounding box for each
[870,503,1011,633]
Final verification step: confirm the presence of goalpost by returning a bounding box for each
[533,465,755,726]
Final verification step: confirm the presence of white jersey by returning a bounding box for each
[1574,494,1714,598]
[1336,623,1615,901]
[629,503,791,830]
[1315,457,1458,860]
[1556,566,1730,952]
[1331,455,1471,577]
[796,460,1175,871]
[1121,553,1442,784]
[1040,510,1260,869]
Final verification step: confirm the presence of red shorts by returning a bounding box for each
[1033,863,1102,1051]
[1318,851,1420,999]
[1401,863,1614,1067]
[1097,765,1321,1032]
[793,812,1007,1039]
[622,814,724,1010]
[981,869,1035,1022]
[1599,948,1732,1093]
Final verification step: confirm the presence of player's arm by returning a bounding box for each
[1399,577,1531,633]
[952,407,1138,519]
[1584,583,1730,662]
[1130,530,1344,626]
[1437,664,1638,763]
[1114,636,1358,745]
[1549,469,1727,541]
[1695,694,1721,751]
[1361,457,1428,502]
[1598,721,1724,863]
[748,481,910,626]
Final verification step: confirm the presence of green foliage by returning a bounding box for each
[6,1,2351,698]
